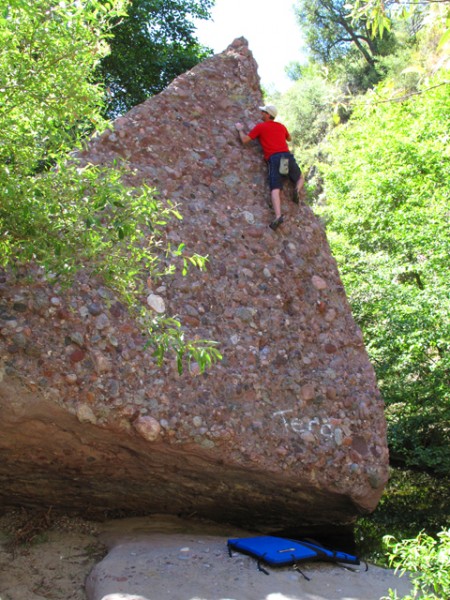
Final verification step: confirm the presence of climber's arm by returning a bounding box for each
[235,123,251,144]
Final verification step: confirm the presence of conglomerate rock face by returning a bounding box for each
[0,38,389,530]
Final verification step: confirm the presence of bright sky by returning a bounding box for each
[193,0,305,92]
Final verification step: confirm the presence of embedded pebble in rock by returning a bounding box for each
[242,211,255,224]
[312,275,328,290]
[147,294,166,313]
[133,416,161,442]
[95,313,110,330]
[69,331,84,346]
[0,37,388,530]
[77,404,97,425]
[300,384,316,401]
[92,351,112,374]
[88,303,102,316]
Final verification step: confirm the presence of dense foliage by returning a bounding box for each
[97,0,214,117]
[0,0,220,372]
[0,0,123,268]
[295,0,399,92]
[316,70,450,475]
[383,528,450,599]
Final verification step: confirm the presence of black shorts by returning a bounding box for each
[268,152,301,191]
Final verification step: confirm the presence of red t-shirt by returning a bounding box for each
[248,121,290,160]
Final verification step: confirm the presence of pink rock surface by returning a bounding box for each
[0,38,388,530]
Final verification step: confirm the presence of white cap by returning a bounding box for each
[259,104,278,118]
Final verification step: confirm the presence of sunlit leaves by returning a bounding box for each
[147,315,222,375]
[348,0,392,38]
[383,529,450,599]
[97,0,214,117]
[0,0,127,264]
[0,0,220,373]
[317,72,450,473]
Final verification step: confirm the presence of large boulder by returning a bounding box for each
[0,38,388,530]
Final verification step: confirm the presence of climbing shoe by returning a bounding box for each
[269,215,284,231]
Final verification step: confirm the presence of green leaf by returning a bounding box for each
[0,0,220,376]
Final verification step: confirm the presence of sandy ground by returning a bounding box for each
[0,510,104,600]
[0,510,413,600]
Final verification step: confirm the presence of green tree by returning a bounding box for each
[317,73,450,474]
[295,0,399,91]
[0,0,220,372]
[383,529,450,599]
[296,0,397,64]
[350,0,446,39]
[279,68,342,151]
[97,0,214,117]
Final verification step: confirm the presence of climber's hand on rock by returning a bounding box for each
[235,122,244,131]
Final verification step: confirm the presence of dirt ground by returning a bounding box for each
[0,509,413,600]
[0,509,105,600]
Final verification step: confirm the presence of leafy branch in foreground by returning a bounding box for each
[349,0,450,42]
[382,529,450,599]
[146,316,222,375]
[0,0,221,373]
[348,0,393,38]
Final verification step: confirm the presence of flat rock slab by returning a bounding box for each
[86,517,412,600]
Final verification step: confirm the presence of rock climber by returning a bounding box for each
[235,104,305,230]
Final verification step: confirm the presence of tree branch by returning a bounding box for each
[372,81,450,104]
